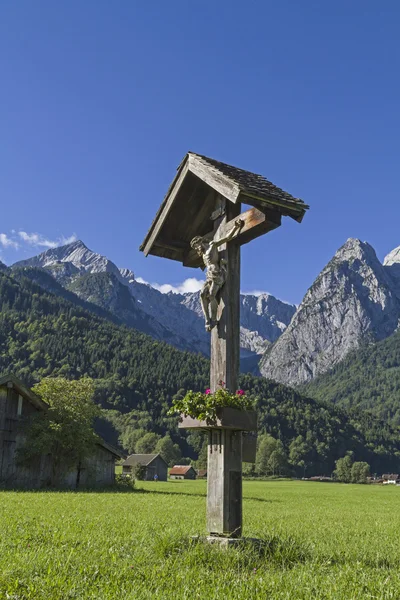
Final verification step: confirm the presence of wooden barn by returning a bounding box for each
[0,373,122,488]
[169,465,197,480]
[122,453,168,481]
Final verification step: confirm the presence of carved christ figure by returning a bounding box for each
[191,218,244,331]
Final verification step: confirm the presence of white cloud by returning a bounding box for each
[18,231,77,249]
[0,233,19,249]
[136,276,204,294]
[241,290,271,297]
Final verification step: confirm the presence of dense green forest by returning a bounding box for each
[1,268,400,475]
[302,332,400,426]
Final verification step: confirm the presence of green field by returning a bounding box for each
[1,480,399,599]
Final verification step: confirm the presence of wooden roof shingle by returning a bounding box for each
[189,153,306,213]
[140,151,309,265]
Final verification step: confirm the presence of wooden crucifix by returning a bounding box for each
[140,152,309,539]
[188,200,277,393]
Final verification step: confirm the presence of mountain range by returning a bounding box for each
[10,236,400,392]
[12,240,296,361]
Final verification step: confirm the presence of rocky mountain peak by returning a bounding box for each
[119,268,135,283]
[384,245,400,266]
[334,237,378,262]
[383,245,400,299]
[13,239,124,283]
[260,237,400,386]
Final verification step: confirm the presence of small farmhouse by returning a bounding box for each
[0,373,122,488]
[197,469,207,478]
[169,465,197,480]
[382,474,400,485]
[122,453,168,481]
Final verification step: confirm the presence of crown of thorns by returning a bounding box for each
[190,236,204,248]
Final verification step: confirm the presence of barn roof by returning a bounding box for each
[140,152,309,266]
[97,439,125,459]
[122,453,166,467]
[0,373,48,411]
[169,465,195,475]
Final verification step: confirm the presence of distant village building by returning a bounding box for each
[169,465,197,480]
[122,454,168,481]
[0,374,122,488]
[382,474,400,485]
[197,469,207,478]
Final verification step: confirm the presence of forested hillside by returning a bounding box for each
[302,331,400,425]
[1,269,400,475]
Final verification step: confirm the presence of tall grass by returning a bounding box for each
[0,480,399,599]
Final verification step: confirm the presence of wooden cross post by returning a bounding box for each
[205,200,280,539]
[207,198,242,537]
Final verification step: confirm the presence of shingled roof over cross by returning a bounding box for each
[140,151,309,266]
[190,153,306,210]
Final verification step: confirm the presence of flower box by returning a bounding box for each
[178,407,257,431]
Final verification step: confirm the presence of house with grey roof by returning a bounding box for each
[122,453,168,481]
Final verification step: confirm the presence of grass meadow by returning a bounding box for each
[0,480,399,599]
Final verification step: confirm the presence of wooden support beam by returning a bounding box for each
[217,207,281,247]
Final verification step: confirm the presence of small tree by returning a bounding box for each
[155,434,182,467]
[334,455,353,483]
[351,461,370,484]
[267,442,288,477]
[289,435,311,477]
[135,432,161,454]
[193,438,208,469]
[255,434,278,476]
[18,377,100,487]
[119,428,146,454]
[133,464,147,480]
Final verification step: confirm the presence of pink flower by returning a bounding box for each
[205,388,211,395]
[236,389,245,396]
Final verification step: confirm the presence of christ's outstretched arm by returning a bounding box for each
[212,219,244,248]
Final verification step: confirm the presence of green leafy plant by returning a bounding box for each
[167,382,254,423]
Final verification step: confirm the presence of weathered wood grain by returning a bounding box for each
[188,154,240,205]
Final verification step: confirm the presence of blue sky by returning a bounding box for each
[1,1,399,304]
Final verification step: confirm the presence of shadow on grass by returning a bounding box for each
[134,488,280,503]
[154,532,312,569]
